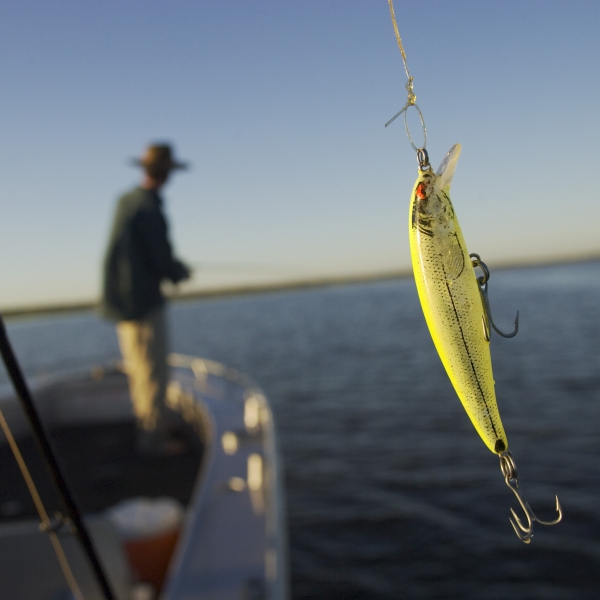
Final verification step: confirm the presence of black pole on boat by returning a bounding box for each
[0,314,116,600]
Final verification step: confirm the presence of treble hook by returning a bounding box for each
[470,254,519,340]
[499,451,563,543]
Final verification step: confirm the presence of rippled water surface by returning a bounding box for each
[2,262,600,599]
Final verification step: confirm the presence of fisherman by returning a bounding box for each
[100,143,191,455]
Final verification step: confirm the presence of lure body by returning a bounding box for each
[409,144,507,454]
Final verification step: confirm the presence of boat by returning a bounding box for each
[0,352,289,600]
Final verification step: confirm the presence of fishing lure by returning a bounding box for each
[386,0,562,543]
[409,144,507,454]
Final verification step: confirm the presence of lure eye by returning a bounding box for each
[416,182,427,199]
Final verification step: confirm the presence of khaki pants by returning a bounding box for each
[116,307,173,441]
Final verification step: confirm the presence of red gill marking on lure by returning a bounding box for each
[416,182,427,199]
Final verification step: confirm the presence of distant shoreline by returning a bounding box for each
[2,253,599,320]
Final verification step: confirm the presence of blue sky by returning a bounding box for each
[1,1,599,308]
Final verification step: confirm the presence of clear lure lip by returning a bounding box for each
[436,143,462,192]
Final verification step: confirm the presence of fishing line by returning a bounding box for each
[385,0,427,154]
[190,262,308,274]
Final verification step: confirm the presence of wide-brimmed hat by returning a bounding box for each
[132,143,189,174]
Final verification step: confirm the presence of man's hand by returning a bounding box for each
[173,260,191,283]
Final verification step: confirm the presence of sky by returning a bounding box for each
[1,0,599,309]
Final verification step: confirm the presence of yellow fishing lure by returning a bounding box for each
[409,144,507,455]
[406,144,561,542]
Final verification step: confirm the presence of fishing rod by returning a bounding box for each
[0,314,116,600]
[190,261,309,274]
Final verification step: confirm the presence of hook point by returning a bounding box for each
[510,518,532,544]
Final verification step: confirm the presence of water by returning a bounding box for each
[2,262,600,599]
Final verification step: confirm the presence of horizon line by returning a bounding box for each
[2,252,599,320]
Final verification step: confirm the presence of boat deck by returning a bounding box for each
[0,420,203,522]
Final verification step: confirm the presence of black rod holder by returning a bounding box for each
[0,314,115,600]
